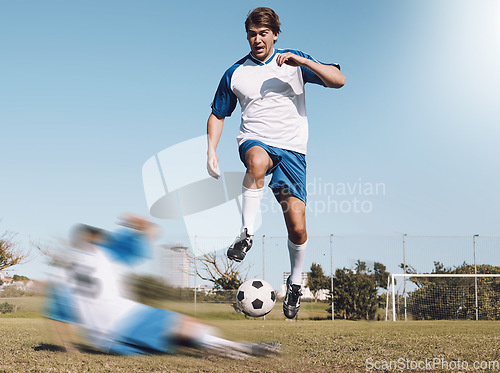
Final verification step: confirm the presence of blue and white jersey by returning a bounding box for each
[44,228,180,355]
[211,49,340,155]
[66,247,180,355]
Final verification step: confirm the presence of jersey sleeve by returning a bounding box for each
[282,49,341,87]
[100,227,152,267]
[211,66,239,118]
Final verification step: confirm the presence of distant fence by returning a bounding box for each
[157,235,500,319]
[387,273,500,321]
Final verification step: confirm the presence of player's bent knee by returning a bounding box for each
[288,227,307,244]
[246,158,269,175]
[245,148,272,173]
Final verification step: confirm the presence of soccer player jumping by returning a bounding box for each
[206,7,345,319]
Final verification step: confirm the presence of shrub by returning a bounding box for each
[0,301,15,314]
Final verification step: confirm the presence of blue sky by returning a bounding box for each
[1,0,499,284]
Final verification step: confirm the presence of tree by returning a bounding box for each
[328,260,389,320]
[330,267,377,320]
[399,262,417,275]
[354,259,367,274]
[373,262,390,289]
[307,263,330,303]
[13,274,30,282]
[190,251,247,290]
[0,230,30,271]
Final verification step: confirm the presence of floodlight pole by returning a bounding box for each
[403,234,407,321]
[330,234,334,321]
[474,234,479,321]
[391,274,396,321]
[262,235,266,280]
[193,235,197,316]
[262,235,266,321]
[385,276,390,321]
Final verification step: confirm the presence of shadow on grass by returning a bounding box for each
[32,343,205,358]
[32,343,109,355]
[32,343,66,352]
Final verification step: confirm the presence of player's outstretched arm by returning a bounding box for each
[207,113,225,179]
[276,52,346,88]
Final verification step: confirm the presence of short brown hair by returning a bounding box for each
[245,7,281,35]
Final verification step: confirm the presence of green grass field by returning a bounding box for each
[1,298,499,372]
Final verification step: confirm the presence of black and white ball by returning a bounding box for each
[236,279,276,317]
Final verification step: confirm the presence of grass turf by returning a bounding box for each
[1,315,499,372]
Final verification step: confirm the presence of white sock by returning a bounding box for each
[201,334,234,348]
[288,239,307,285]
[200,333,250,353]
[241,186,264,235]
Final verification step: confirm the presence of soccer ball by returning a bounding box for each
[236,279,276,317]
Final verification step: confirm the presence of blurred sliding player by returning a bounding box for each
[44,214,278,358]
[206,7,345,318]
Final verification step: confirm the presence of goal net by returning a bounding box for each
[386,274,500,321]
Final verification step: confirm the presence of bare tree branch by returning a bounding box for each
[0,230,32,271]
[32,238,70,268]
[186,251,249,290]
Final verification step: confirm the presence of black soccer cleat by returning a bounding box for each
[227,228,253,262]
[283,276,302,319]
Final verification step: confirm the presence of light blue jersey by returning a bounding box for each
[44,228,180,355]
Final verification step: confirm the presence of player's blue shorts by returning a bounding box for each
[106,305,181,355]
[239,139,307,204]
[44,283,80,324]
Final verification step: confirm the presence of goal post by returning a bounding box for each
[388,274,500,321]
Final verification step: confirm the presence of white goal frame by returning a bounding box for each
[388,273,500,321]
